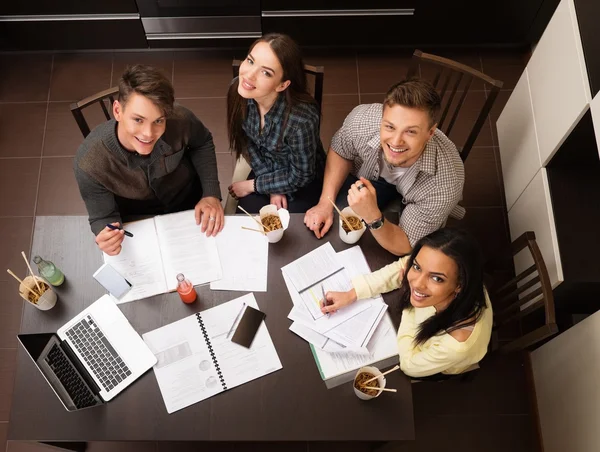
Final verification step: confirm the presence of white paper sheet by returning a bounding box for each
[210,216,269,292]
[154,210,222,289]
[103,218,168,304]
[142,293,282,414]
[281,242,343,292]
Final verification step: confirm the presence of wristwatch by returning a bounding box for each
[364,216,385,231]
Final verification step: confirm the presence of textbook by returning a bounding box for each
[310,313,399,389]
[142,293,282,414]
[103,210,222,303]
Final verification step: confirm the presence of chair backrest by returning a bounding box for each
[70,87,119,138]
[232,59,325,116]
[406,50,503,162]
[491,231,558,353]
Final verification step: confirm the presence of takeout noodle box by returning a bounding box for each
[19,275,57,311]
[353,365,386,400]
[258,204,290,243]
[339,206,366,244]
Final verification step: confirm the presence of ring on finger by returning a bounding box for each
[357,183,366,191]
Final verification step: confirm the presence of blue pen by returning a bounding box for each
[106,223,134,238]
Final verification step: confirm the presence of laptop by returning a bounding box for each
[18,294,157,411]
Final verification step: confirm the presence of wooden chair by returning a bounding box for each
[70,87,119,138]
[491,231,558,353]
[406,49,504,162]
[224,60,325,214]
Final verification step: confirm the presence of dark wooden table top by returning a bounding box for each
[8,214,414,442]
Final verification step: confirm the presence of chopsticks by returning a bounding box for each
[237,205,268,233]
[21,251,42,294]
[363,365,400,385]
[6,269,41,299]
[241,226,265,234]
[326,196,354,232]
[361,386,397,393]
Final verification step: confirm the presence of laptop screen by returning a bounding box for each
[18,333,56,361]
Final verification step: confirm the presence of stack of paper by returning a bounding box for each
[282,243,399,387]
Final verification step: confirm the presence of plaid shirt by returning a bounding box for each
[243,94,325,196]
[331,103,465,246]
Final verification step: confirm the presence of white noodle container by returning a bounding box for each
[339,206,366,244]
[258,204,290,243]
[353,365,386,400]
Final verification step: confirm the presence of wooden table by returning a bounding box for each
[8,214,414,447]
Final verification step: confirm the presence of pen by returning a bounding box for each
[321,283,330,317]
[105,223,134,238]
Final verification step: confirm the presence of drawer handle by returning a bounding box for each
[262,9,415,17]
[0,14,139,22]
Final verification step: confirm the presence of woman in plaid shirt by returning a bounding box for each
[227,34,326,213]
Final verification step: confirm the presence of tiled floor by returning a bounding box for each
[0,48,534,452]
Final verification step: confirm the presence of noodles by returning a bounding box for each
[354,372,380,396]
[342,215,363,233]
[261,214,283,232]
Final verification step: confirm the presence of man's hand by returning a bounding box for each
[304,200,334,239]
[95,222,125,256]
[228,179,255,200]
[347,177,381,223]
[321,289,358,314]
[270,193,288,210]
[194,196,224,237]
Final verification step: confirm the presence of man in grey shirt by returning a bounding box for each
[74,65,223,256]
[304,79,464,256]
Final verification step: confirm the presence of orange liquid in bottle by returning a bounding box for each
[176,273,197,304]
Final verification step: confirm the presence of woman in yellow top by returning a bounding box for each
[322,228,493,378]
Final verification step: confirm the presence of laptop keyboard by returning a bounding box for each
[65,315,132,392]
[46,344,99,409]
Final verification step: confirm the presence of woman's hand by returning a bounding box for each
[95,223,125,256]
[321,288,358,314]
[228,179,255,199]
[270,193,288,209]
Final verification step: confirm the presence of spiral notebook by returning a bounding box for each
[142,293,282,414]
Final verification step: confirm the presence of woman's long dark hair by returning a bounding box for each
[398,228,487,346]
[227,33,316,159]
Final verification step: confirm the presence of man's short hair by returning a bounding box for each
[383,79,441,127]
[118,65,175,117]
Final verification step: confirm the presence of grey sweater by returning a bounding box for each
[74,105,221,235]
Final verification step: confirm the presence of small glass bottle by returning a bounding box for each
[33,255,65,286]
[176,273,197,304]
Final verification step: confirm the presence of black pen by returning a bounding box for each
[105,223,134,238]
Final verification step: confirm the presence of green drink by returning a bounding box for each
[33,255,65,286]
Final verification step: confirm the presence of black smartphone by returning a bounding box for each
[230,305,266,348]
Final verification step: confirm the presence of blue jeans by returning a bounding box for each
[335,174,401,211]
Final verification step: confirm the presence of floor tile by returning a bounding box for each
[43,101,111,157]
[320,94,359,151]
[87,441,157,452]
[447,207,511,265]
[7,442,60,452]
[360,93,385,105]
[173,50,235,98]
[481,50,528,90]
[216,152,235,199]
[49,54,113,102]
[0,103,47,158]
[0,217,34,284]
[357,50,413,94]
[0,348,17,421]
[462,147,504,207]
[0,282,25,348]
[0,422,8,452]
[305,51,358,95]
[488,90,512,146]
[0,158,40,217]
[36,157,87,216]
[235,442,306,452]
[176,98,228,154]
[112,51,174,85]
[0,54,52,102]
[310,441,371,452]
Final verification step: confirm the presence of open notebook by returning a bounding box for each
[142,293,282,414]
[103,210,222,303]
